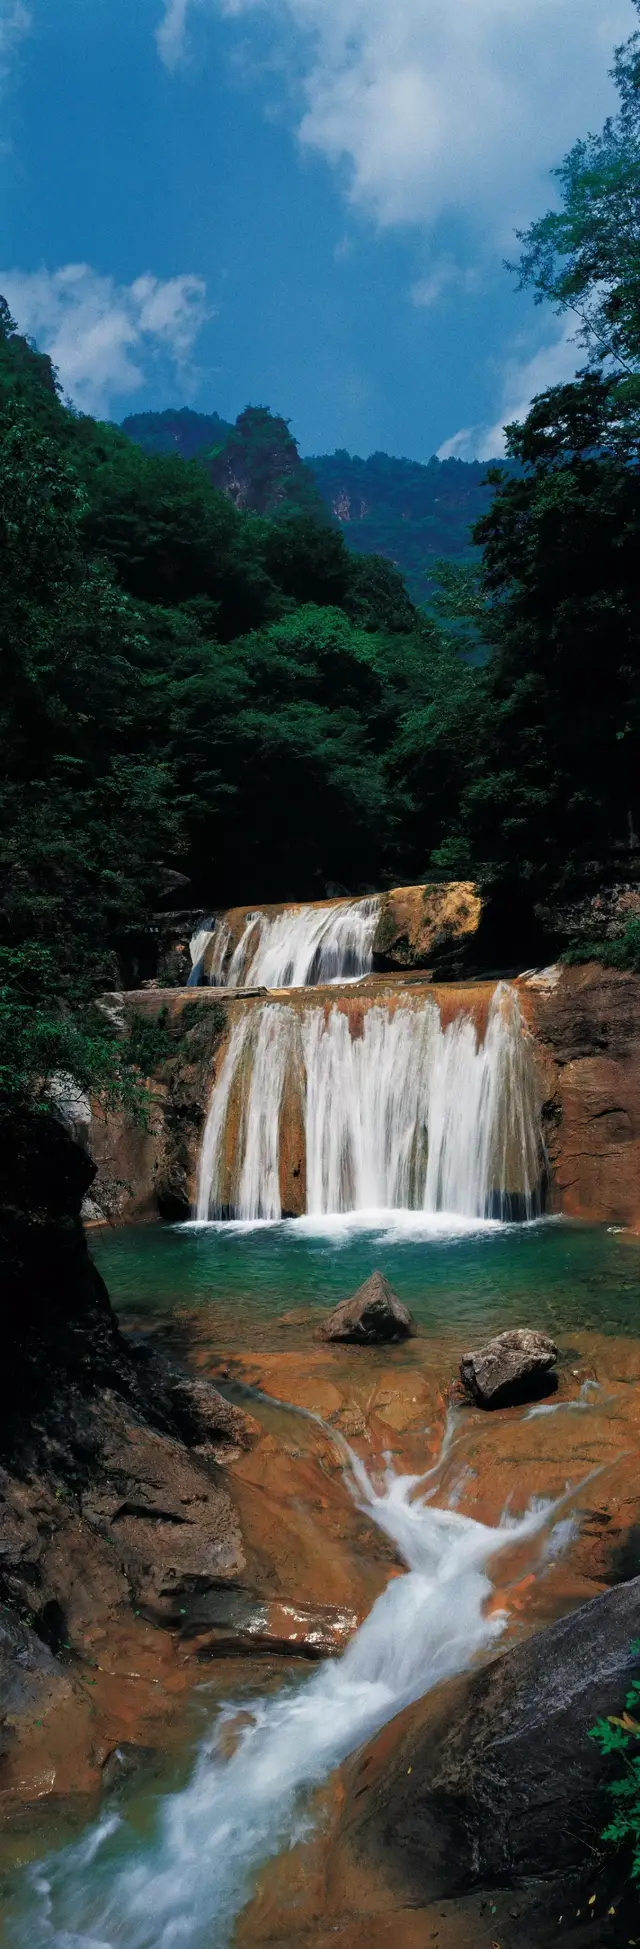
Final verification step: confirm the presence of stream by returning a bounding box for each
[7,1396,581,1949]
[2,1215,639,1945]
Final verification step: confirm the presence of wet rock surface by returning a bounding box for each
[459,1326,559,1409]
[318,1271,416,1344]
[181,1588,359,1660]
[331,1577,640,1936]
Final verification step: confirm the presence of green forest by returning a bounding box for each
[123,405,500,605]
[2,5,640,1134]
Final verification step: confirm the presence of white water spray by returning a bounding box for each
[204,898,379,989]
[196,985,541,1222]
[11,1430,571,1949]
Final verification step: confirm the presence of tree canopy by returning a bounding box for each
[4,0,640,1127]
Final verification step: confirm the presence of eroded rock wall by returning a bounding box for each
[523,964,640,1227]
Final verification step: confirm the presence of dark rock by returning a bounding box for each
[101,1742,163,1797]
[0,1115,253,1665]
[155,1180,192,1221]
[0,1114,129,1430]
[130,1346,252,1454]
[340,1575,640,1905]
[180,1587,358,1659]
[0,1614,73,1760]
[153,1369,252,1454]
[318,1270,416,1344]
[460,1327,558,1409]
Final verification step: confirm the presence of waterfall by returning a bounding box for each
[189,917,232,988]
[236,1007,296,1220]
[302,1003,437,1213]
[205,897,379,989]
[195,984,542,1223]
[424,983,541,1221]
[187,920,215,988]
[10,1431,572,1949]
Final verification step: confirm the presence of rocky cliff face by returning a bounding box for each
[523,963,640,1227]
[0,1113,255,1812]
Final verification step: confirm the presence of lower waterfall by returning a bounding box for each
[195,984,542,1222]
[200,895,379,989]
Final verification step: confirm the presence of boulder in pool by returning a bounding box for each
[319,1271,416,1345]
[460,1326,558,1409]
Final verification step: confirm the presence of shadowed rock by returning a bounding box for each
[318,1271,416,1345]
[335,1575,640,1937]
[460,1326,558,1409]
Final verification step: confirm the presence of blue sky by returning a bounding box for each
[0,0,636,460]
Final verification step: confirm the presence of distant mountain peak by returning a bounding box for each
[121,407,505,601]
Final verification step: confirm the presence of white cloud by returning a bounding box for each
[156,0,192,70]
[159,0,634,235]
[411,259,480,310]
[0,1,30,87]
[0,264,209,415]
[437,323,579,460]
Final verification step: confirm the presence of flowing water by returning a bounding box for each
[6,936,637,1945]
[196,897,379,989]
[6,1424,579,1949]
[196,983,542,1223]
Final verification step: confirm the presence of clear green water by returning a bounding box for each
[92,1213,640,1348]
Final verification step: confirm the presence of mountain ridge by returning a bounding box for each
[121,405,504,603]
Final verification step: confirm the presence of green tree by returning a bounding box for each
[513,4,640,375]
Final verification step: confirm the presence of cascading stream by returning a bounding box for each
[196,896,379,989]
[10,1424,575,1949]
[195,985,542,1223]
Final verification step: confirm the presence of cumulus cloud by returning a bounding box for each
[437,323,579,461]
[0,264,209,414]
[158,0,634,234]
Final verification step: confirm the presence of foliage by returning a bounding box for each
[125,402,326,523]
[6,0,640,1149]
[0,297,486,1128]
[122,406,232,459]
[284,448,503,608]
[124,409,504,609]
[589,1648,640,1879]
[126,1008,171,1078]
[513,4,640,374]
[563,919,640,973]
[0,946,120,1125]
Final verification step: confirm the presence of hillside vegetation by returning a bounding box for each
[2,0,640,1130]
[124,404,498,604]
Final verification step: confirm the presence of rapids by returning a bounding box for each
[10,1420,577,1949]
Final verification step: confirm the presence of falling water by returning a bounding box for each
[202,897,379,989]
[195,984,542,1222]
[302,1002,437,1213]
[187,920,215,988]
[236,1007,298,1220]
[9,1430,572,1949]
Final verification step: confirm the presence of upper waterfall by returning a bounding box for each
[192,897,379,990]
[195,984,542,1224]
